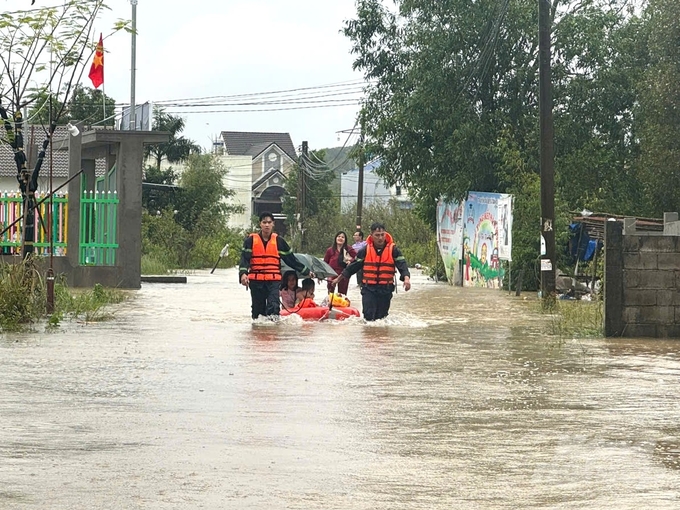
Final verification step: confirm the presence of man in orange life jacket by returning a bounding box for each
[331,222,411,321]
[239,211,314,319]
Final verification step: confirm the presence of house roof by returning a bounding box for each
[252,168,286,192]
[221,131,297,161]
[0,125,106,180]
[572,213,663,241]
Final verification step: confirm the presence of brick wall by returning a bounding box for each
[605,216,680,337]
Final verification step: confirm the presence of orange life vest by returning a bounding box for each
[362,242,396,285]
[298,297,318,308]
[248,233,281,281]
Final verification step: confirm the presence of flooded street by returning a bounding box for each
[2,268,680,509]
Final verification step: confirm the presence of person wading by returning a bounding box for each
[239,211,313,319]
[331,222,411,321]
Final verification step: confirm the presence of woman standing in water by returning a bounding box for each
[323,231,356,295]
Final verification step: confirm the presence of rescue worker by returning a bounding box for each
[331,222,411,321]
[239,211,314,319]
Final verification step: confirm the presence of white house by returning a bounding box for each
[218,131,297,230]
[341,158,411,211]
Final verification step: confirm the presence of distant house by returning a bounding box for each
[341,158,411,211]
[218,131,298,230]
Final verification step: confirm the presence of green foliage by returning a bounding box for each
[0,261,128,331]
[141,253,175,276]
[56,282,128,323]
[141,209,187,268]
[0,261,41,331]
[145,107,202,171]
[142,164,179,214]
[296,198,438,273]
[140,153,245,271]
[282,149,340,251]
[537,299,604,339]
[343,0,667,284]
[175,154,239,234]
[636,0,680,216]
[68,85,117,126]
[27,85,117,126]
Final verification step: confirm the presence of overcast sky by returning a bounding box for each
[21,0,365,153]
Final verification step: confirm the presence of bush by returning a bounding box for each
[0,261,129,331]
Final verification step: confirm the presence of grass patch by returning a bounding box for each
[141,252,175,275]
[55,282,129,323]
[0,260,130,332]
[536,298,604,338]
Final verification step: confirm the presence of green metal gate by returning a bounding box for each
[79,167,118,265]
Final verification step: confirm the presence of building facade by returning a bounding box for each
[340,158,411,211]
[218,131,297,231]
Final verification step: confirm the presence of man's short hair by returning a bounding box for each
[355,230,364,238]
[259,211,274,222]
[370,222,386,232]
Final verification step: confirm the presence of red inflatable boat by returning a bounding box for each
[281,306,361,321]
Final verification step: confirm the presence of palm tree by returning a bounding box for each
[145,107,201,171]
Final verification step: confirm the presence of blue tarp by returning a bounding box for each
[568,223,600,261]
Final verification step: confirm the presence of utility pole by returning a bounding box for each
[355,119,365,230]
[129,0,138,130]
[539,0,556,301]
[300,141,308,251]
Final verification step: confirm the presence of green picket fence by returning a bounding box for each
[80,189,119,266]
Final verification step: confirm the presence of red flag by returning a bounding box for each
[88,34,104,89]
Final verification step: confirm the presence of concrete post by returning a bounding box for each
[604,220,624,336]
[66,130,82,269]
[116,138,145,288]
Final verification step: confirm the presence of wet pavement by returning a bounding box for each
[1,268,680,509]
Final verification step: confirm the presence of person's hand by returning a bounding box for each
[309,271,316,279]
[240,274,249,288]
[331,275,342,287]
[403,276,411,292]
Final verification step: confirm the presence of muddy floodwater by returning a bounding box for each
[2,268,680,509]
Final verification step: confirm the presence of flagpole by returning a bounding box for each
[129,0,138,130]
[99,31,105,123]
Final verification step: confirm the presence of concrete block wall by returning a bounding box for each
[605,215,680,337]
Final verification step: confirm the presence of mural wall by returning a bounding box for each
[437,192,513,288]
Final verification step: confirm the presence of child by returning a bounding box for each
[279,271,299,309]
[295,278,318,308]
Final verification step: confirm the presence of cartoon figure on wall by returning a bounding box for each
[463,235,471,282]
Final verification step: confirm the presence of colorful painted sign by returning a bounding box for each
[437,192,513,288]
[436,199,464,283]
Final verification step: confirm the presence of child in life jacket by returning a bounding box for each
[295,278,318,308]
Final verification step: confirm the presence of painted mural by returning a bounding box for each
[437,192,513,288]
[436,199,464,282]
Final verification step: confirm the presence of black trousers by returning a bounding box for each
[249,280,281,319]
[361,286,394,321]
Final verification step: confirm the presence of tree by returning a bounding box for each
[175,154,240,236]
[343,0,649,287]
[0,1,129,257]
[282,149,338,251]
[27,85,117,126]
[145,108,201,171]
[68,84,117,126]
[142,165,178,215]
[636,0,680,217]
